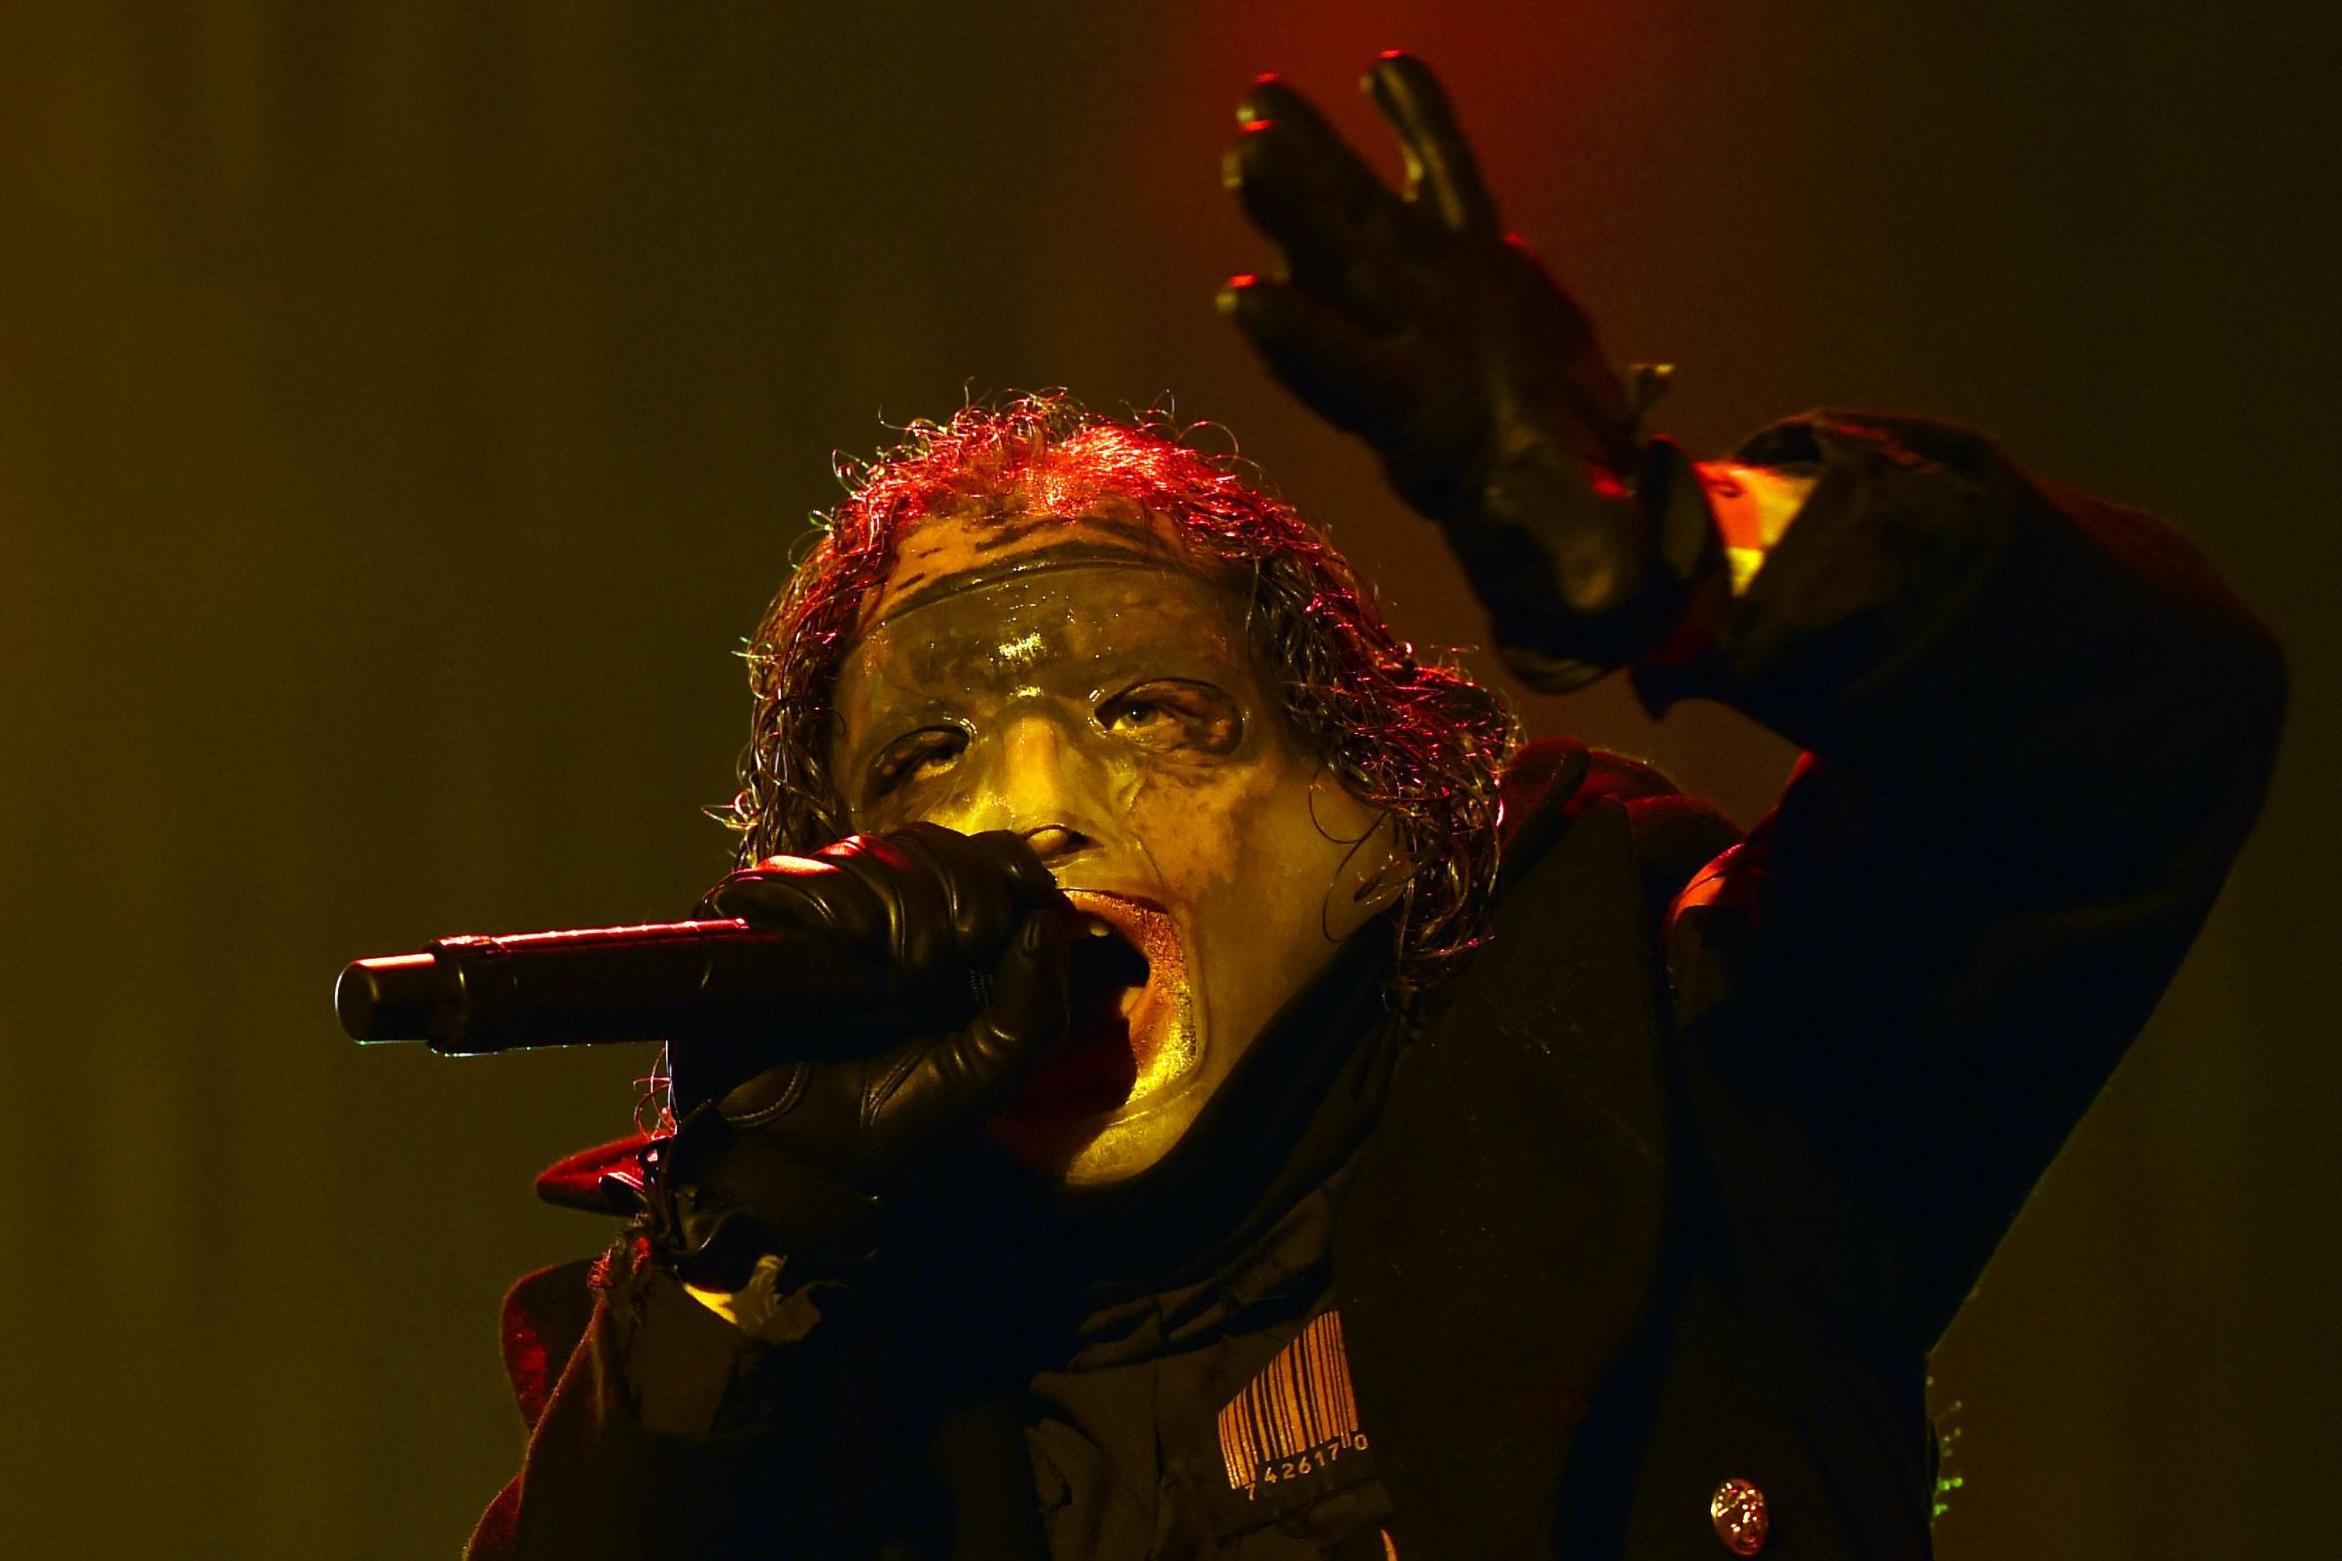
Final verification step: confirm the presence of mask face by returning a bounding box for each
[829,516,1400,1184]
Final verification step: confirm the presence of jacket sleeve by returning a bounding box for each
[1628,412,2287,1350]
[464,1240,951,1559]
[466,1246,792,1559]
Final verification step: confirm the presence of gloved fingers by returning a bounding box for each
[697,856,887,948]
[889,823,1062,954]
[818,823,1060,975]
[1364,53,1501,237]
[812,832,946,970]
[700,834,970,974]
[1492,243,1638,454]
[695,861,788,921]
[668,1132,883,1279]
[953,898,1083,1098]
[716,1057,812,1129]
[876,900,1080,1149]
[934,824,1060,901]
[1226,81,1411,331]
[1236,76,1391,226]
[1220,275,1420,446]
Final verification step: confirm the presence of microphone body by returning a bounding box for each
[336,918,899,1055]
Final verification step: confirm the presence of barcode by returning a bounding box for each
[1217,1309,1368,1496]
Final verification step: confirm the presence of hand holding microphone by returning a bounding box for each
[658,824,1086,1283]
[668,823,1068,1112]
[340,824,1088,1279]
[335,824,1062,1069]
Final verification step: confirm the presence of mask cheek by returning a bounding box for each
[1147,767,1308,1032]
[1120,767,1249,891]
[1096,740,1160,823]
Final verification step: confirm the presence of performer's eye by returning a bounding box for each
[1098,680,1243,756]
[868,726,968,798]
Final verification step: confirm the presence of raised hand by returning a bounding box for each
[1221,52,1720,685]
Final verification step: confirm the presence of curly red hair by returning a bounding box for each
[724,394,1517,988]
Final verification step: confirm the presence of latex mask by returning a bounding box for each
[828,509,1403,1184]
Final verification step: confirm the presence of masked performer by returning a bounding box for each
[464,56,2284,1560]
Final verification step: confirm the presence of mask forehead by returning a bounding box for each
[863,498,1197,630]
[843,559,1252,723]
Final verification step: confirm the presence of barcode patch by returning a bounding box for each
[1217,1309,1368,1498]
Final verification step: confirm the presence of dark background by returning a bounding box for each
[2,3,2333,1555]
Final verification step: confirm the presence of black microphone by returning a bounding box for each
[335,918,901,1055]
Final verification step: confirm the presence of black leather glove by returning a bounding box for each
[1221,52,1721,686]
[667,822,1063,1113]
[649,825,1083,1286]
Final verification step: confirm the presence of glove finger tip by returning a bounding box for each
[1366,50,1437,102]
[978,829,1058,899]
[1237,71,1284,125]
[1218,270,1274,321]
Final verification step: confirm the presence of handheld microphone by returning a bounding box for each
[334,918,894,1055]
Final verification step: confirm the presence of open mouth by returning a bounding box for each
[1001,891,1196,1123]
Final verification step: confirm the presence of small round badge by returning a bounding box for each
[1709,1477,1769,1555]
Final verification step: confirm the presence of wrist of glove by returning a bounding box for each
[1461,434,1728,692]
[641,1119,886,1290]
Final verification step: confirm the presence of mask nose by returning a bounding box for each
[986,714,1103,872]
[1020,823,1093,867]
